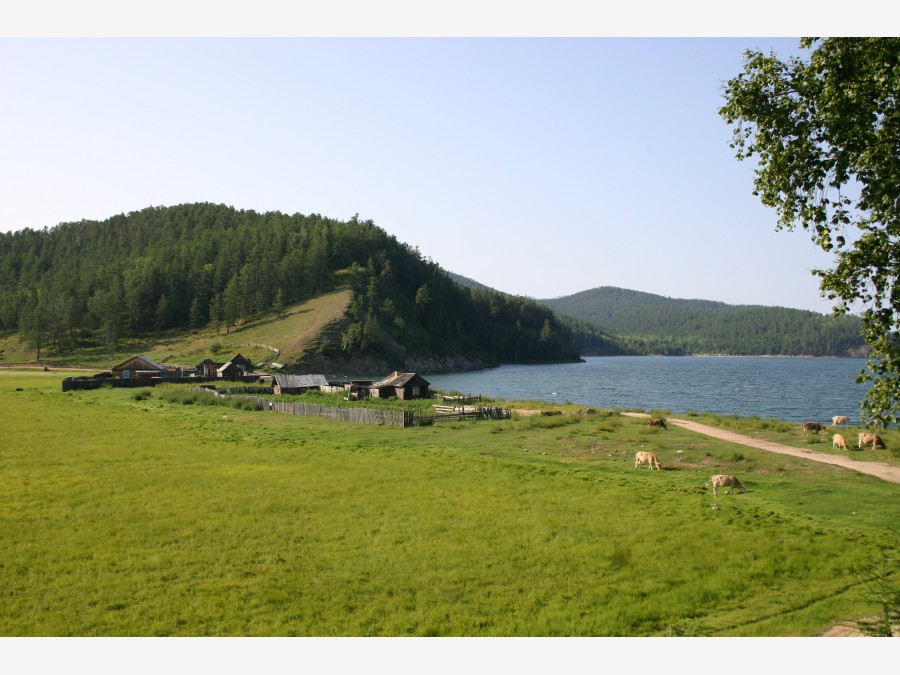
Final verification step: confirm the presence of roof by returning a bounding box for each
[274,374,329,389]
[370,371,430,388]
[111,355,165,372]
[217,360,241,374]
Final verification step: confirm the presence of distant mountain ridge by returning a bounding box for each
[537,286,866,357]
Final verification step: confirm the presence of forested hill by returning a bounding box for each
[539,286,867,357]
[0,203,610,369]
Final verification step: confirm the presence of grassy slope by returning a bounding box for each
[2,370,897,637]
[0,288,352,371]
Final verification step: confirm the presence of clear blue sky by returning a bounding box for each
[0,6,875,314]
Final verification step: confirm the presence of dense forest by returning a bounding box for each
[0,203,603,367]
[1,205,864,365]
[539,286,866,356]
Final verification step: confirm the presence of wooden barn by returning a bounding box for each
[273,374,329,395]
[369,371,430,400]
[216,353,253,378]
[111,355,165,379]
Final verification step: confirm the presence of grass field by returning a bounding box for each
[1,369,898,637]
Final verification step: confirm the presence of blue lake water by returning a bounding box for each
[425,356,870,424]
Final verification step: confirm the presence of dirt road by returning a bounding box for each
[622,412,900,485]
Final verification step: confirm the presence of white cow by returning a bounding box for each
[832,434,848,450]
[634,451,661,470]
[707,474,746,497]
[832,415,850,427]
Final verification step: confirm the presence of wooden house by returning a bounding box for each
[111,355,165,380]
[369,371,430,400]
[196,358,223,378]
[216,353,253,378]
[273,374,329,395]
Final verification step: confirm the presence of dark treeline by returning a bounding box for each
[540,286,866,357]
[0,203,596,365]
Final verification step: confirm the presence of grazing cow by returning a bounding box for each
[634,451,661,470]
[707,474,746,497]
[648,418,667,429]
[832,415,850,427]
[858,433,887,449]
[832,434,848,450]
[803,421,825,436]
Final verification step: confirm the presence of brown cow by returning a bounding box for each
[803,422,825,436]
[858,433,887,449]
[648,418,667,429]
[832,434,848,450]
[707,475,746,497]
[634,451,661,470]
[831,415,850,427]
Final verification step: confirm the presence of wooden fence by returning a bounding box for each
[237,395,412,427]
[62,375,255,392]
[412,406,511,426]
[212,386,275,396]
[197,390,508,428]
[64,378,508,429]
[438,394,482,404]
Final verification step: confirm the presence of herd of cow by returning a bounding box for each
[635,413,889,500]
[637,419,746,499]
[802,416,888,450]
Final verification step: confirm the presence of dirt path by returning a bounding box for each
[622,412,900,484]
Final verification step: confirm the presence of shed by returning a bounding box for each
[273,374,330,395]
[369,371,430,400]
[111,355,165,379]
[341,380,374,400]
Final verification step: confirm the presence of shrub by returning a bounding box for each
[158,387,218,407]
[228,397,262,411]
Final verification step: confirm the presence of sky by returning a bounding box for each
[0,3,884,316]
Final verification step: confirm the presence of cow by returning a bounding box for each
[858,433,887,449]
[634,451,661,470]
[707,474,746,497]
[803,421,825,436]
[648,418,667,429]
[831,415,850,427]
[832,434,848,450]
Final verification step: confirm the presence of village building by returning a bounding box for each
[216,353,253,378]
[339,380,374,400]
[110,355,166,379]
[369,371,430,400]
[196,358,223,378]
[273,374,329,395]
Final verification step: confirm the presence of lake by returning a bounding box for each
[425,356,870,424]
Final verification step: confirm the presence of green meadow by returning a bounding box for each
[1,369,898,636]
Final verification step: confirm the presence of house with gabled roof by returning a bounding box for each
[196,358,224,378]
[111,355,165,379]
[216,353,253,378]
[369,371,430,400]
